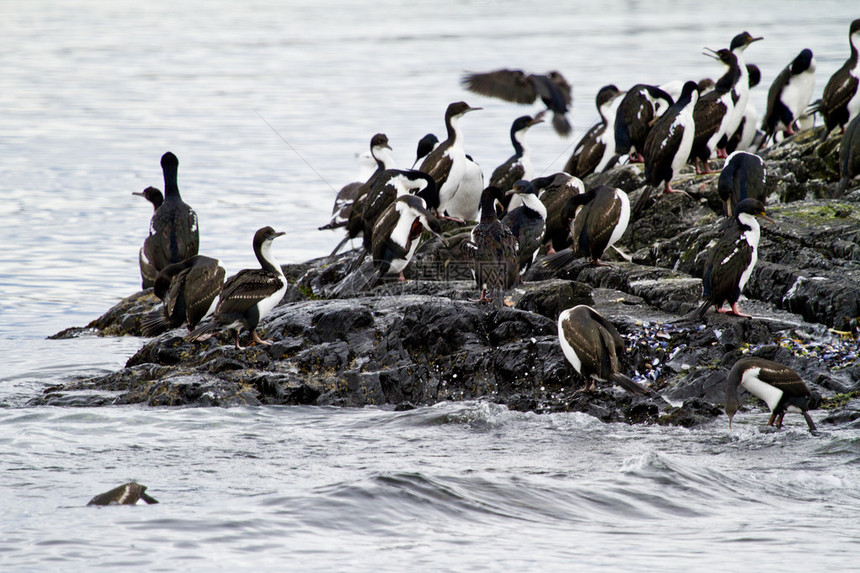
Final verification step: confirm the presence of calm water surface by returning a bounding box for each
[1,1,858,570]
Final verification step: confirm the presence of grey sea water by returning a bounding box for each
[1,1,858,570]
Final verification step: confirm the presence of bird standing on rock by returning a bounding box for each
[725,357,817,432]
[529,172,584,254]
[188,226,287,349]
[614,83,674,163]
[461,68,573,136]
[541,185,630,269]
[690,48,740,174]
[501,180,546,274]
[419,101,482,221]
[564,85,623,178]
[694,198,772,320]
[490,114,544,202]
[819,19,860,140]
[643,80,699,195]
[760,49,816,147]
[461,186,519,305]
[141,254,226,337]
[717,151,767,216]
[557,305,650,395]
[141,152,199,285]
[133,186,164,289]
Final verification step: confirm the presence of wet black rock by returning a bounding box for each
[40,128,860,427]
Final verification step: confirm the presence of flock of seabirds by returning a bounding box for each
[130,19,860,438]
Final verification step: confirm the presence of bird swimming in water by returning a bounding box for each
[133,186,164,289]
[694,198,772,319]
[760,49,816,148]
[717,151,767,216]
[188,226,287,349]
[142,152,199,276]
[643,80,699,195]
[542,185,630,269]
[501,180,547,274]
[557,305,650,395]
[819,18,860,140]
[461,186,520,305]
[87,482,159,506]
[141,254,226,337]
[461,68,573,136]
[419,102,482,221]
[724,357,817,431]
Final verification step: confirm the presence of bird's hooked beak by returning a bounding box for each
[504,188,519,197]
[703,47,719,60]
[728,412,734,431]
[272,231,286,239]
[466,106,483,113]
[759,213,775,224]
[747,36,764,45]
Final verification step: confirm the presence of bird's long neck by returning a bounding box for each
[445,114,463,147]
[163,164,180,200]
[479,193,498,223]
[511,129,527,157]
[256,240,283,275]
[519,192,547,219]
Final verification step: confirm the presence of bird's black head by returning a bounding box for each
[370,133,391,151]
[679,80,700,101]
[735,198,773,222]
[254,226,286,246]
[697,78,715,94]
[133,186,164,209]
[595,84,621,109]
[511,114,544,135]
[851,18,860,38]
[446,101,481,120]
[730,31,763,51]
[507,179,537,197]
[415,133,438,159]
[161,152,179,171]
[479,186,505,220]
[746,64,761,88]
[790,49,814,75]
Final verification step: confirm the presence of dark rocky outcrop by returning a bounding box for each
[40,127,860,427]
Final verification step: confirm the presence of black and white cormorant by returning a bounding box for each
[557,305,650,395]
[369,194,444,285]
[461,69,573,136]
[722,31,763,154]
[760,49,816,147]
[412,133,439,169]
[133,186,164,289]
[461,186,520,305]
[141,254,226,337]
[837,115,860,197]
[418,102,482,221]
[614,84,674,163]
[360,170,438,250]
[690,48,740,174]
[725,64,763,154]
[725,357,817,431]
[143,152,199,275]
[820,19,860,140]
[563,85,623,178]
[529,172,585,254]
[542,185,630,269]
[717,151,767,217]
[87,482,159,506]
[489,114,544,200]
[642,81,699,195]
[694,198,772,320]
[500,180,547,274]
[321,133,394,232]
[188,226,287,349]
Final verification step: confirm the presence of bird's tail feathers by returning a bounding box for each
[540,247,578,271]
[610,373,650,396]
[186,320,219,343]
[553,113,572,137]
[140,308,170,338]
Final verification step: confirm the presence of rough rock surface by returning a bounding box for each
[39,126,860,428]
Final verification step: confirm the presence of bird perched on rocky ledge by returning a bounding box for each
[461,68,573,136]
[557,305,650,395]
[188,226,287,349]
[461,186,519,305]
[725,357,818,432]
[694,198,773,319]
[819,18,860,140]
